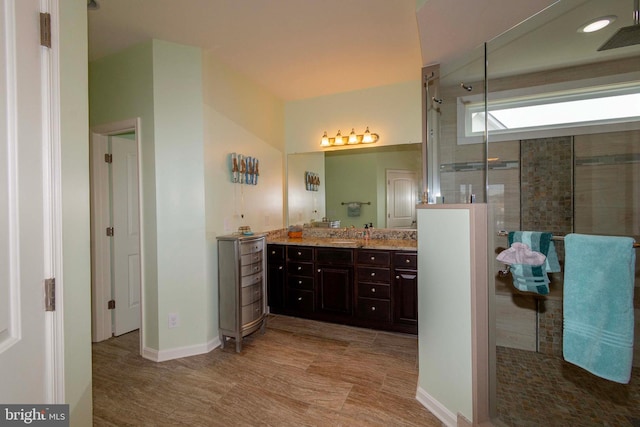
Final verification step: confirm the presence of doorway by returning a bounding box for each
[90,119,144,349]
[386,169,417,228]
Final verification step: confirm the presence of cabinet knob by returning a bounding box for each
[370,272,375,277]
[278,266,283,270]
[396,276,400,279]
[298,297,302,301]
[254,266,259,271]
[371,288,376,293]
[298,280,302,284]
[371,306,376,311]
[298,266,302,270]
[406,259,410,263]
[297,251,302,256]
[271,250,275,254]
[370,256,375,260]
[317,269,321,272]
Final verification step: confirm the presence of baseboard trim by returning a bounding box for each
[416,386,456,427]
[142,337,221,362]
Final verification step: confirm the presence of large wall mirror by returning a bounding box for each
[287,143,422,229]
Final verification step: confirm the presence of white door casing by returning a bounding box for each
[90,119,144,347]
[0,0,62,403]
[386,169,418,229]
[111,136,141,336]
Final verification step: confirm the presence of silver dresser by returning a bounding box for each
[217,234,267,352]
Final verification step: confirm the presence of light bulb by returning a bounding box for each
[334,130,344,145]
[348,128,358,144]
[362,127,373,143]
[321,131,330,147]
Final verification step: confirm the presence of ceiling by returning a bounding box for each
[87,0,639,101]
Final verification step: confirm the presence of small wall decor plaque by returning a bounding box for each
[305,171,320,191]
[230,153,259,185]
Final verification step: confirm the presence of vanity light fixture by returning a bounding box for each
[320,127,379,147]
[578,15,616,33]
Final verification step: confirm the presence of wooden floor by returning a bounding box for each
[92,314,440,426]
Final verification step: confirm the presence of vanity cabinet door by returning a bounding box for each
[266,244,285,313]
[393,268,418,328]
[316,265,353,315]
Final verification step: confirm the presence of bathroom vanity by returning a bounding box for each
[266,239,418,334]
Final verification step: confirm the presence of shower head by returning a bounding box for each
[598,0,640,51]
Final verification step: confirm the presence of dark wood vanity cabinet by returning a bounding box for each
[266,243,417,334]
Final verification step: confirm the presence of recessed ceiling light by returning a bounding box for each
[578,15,617,33]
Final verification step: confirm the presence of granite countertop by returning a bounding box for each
[266,236,417,251]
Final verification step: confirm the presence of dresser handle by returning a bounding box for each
[370,256,375,260]
[371,272,375,277]
[298,297,302,301]
[406,259,410,263]
[396,276,400,279]
[298,280,302,284]
[278,266,283,270]
[297,251,302,256]
[271,250,275,254]
[298,266,302,270]
[371,306,376,311]
[317,269,321,272]
[371,288,376,293]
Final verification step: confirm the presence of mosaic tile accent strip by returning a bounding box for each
[520,137,573,236]
[575,152,640,166]
[302,226,416,241]
[537,298,563,357]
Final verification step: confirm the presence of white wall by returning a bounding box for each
[285,80,422,154]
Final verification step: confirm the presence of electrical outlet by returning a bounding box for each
[168,313,179,328]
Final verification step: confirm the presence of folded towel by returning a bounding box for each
[497,242,546,265]
[347,203,361,217]
[506,231,560,295]
[563,233,636,384]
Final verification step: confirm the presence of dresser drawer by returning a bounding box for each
[287,246,313,262]
[357,250,390,266]
[394,252,417,269]
[316,248,353,264]
[242,283,262,305]
[240,239,264,255]
[241,251,263,266]
[357,266,390,283]
[242,299,263,324]
[287,289,314,312]
[357,282,390,300]
[288,261,314,277]
[241,261,263,277]
[357,298,391,322]
[287,275,314,290]
[241,271,262,287]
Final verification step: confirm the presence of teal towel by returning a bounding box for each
[563,233,636,384]
[508,231,560,295]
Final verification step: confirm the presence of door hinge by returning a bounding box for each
[40,13,51,48]
[104,153,113,163]
[108,300,115,310]
[45,278,55,311]
[106,226,114,236]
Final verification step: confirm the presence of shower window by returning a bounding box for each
[458,77,640,144]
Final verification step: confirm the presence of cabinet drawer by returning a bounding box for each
[357,266,390,283]
[394,252,417,269]
[357,250,390,266]
[242,299,263,324]
[357,298,391,322]
[358,282,390,300]
[287,246,313,261]
[241,261,263,277]
[288,261,314,277]
[287,290,314,312]
[287,275,314,290]
[242,283,262,305]
[241,271,262,287]
[240,239,264,255]
[267,245,285,261]
[241,251,263,266]
[316,248,353,264]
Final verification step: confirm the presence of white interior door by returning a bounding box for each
[111,136,141,336]
[387,169,418,228]
[0,0,51,402]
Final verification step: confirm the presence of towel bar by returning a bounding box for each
[341,201,371,205]
[496,231,639,248]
